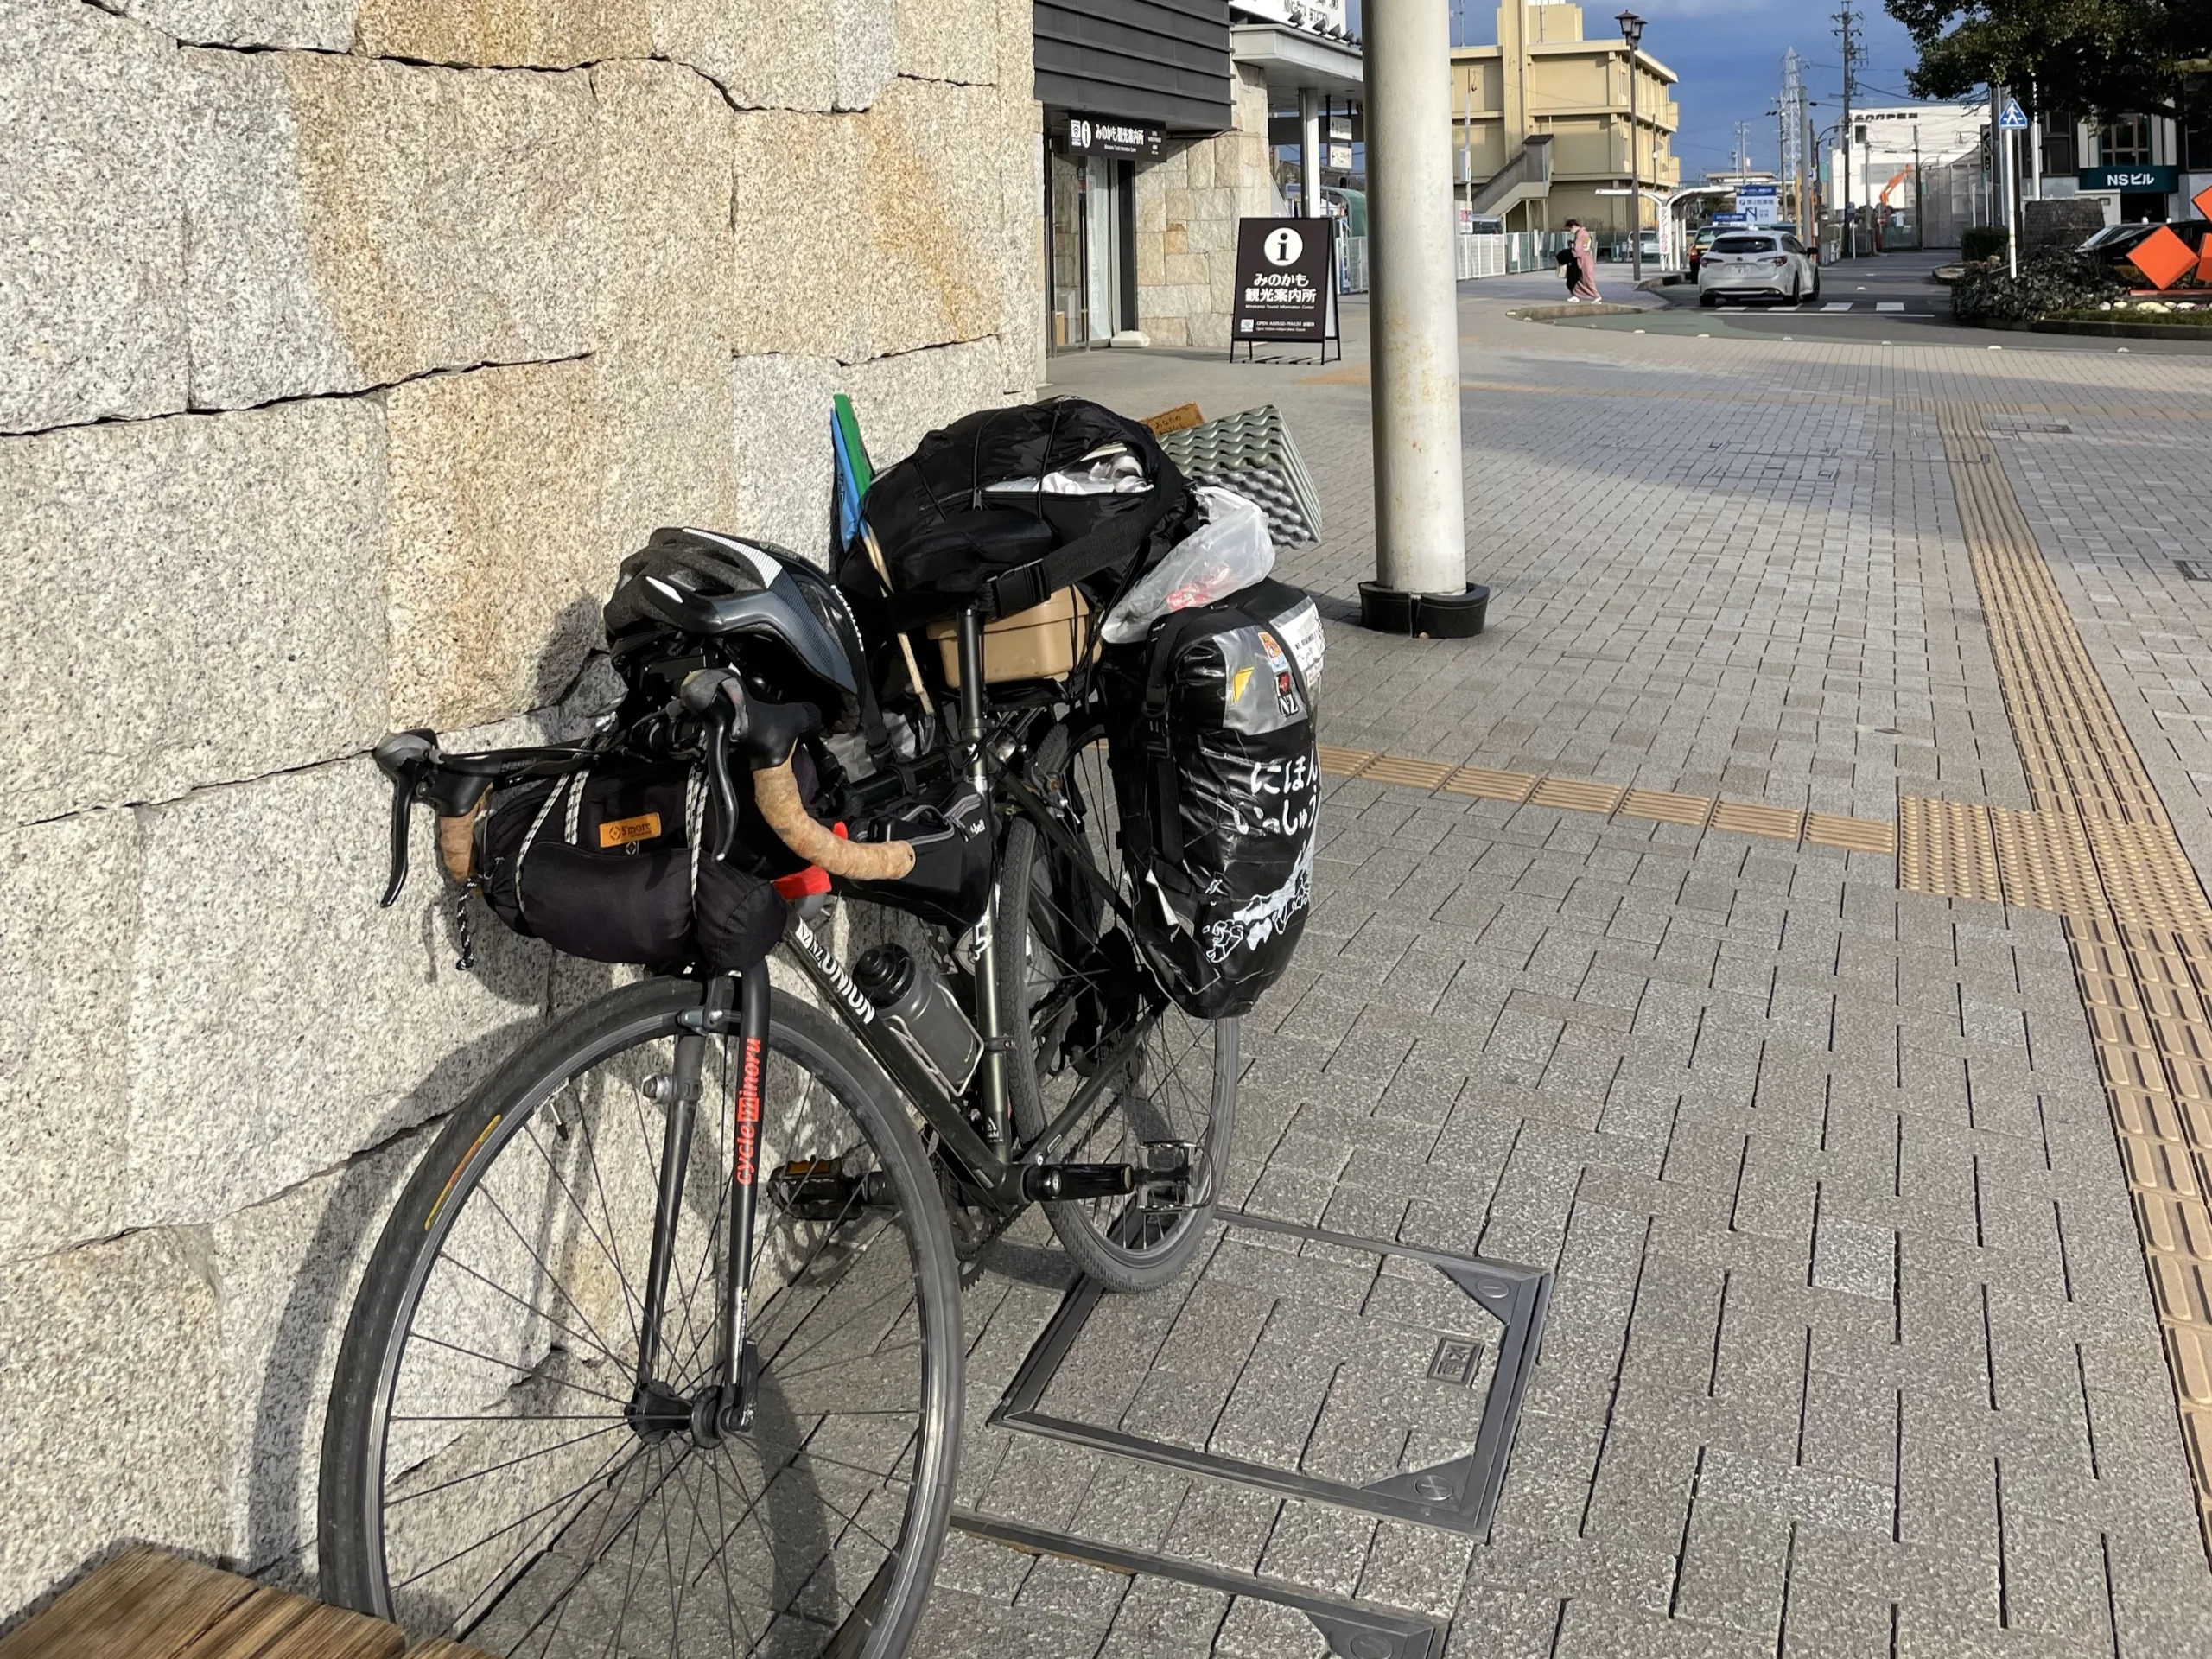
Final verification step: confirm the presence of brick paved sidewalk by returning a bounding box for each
[921,269,2212,1657]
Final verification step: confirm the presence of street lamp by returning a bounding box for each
[1617,11,1646,282]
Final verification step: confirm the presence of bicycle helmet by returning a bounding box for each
[604,528,866,731]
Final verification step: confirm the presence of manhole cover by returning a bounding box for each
[989,1211,1550,1536]
[2177,560,2212,582]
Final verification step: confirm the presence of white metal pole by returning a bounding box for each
[2030,86,2043,201]
[1999,85,2018,276]
[1300,86,1323,219]
[1365,0,1469,604]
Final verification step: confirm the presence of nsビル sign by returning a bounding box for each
[2078,165,2176,194]
[1231,218,1335,344]
[1061,115,1164,161]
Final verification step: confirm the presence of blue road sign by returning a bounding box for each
[1999,99,2029,130]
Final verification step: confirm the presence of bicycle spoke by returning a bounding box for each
[520,1116,646,1357]
[397,1434,640,1592]
[436,1249,631,1379]
[569,1101,649,1358]
[349,990,945,1659]
[385,1421,629,1511]
[407,1333,634,1412]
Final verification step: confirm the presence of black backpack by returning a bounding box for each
[1102,579,1320,1019]
[838,397,1194,642]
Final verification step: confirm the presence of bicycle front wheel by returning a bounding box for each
[319,975,961,1659]
[996,721,1238,1292]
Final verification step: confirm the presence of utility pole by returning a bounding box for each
[1805,97,1820,243]
[1834,3,1860,257]
[1913,123,1923,250]
[1781,49,1807,239]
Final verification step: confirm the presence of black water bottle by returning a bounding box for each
[853,944,983,1095]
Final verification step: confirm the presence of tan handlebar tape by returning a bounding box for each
[436,800,483,885]
[752,760,917,881]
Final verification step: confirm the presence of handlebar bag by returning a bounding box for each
[1100,582,1320,1020]
[476,756,787,975]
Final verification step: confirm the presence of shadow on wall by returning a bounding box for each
[243,610,626,1589]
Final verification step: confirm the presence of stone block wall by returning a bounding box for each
[0,0,1038,1615]
[1132,64,1281,349]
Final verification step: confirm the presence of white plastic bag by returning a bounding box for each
[1102,486,1276,644]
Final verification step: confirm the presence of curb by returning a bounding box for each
[1970,317,2212,342]
[1507,303,1656,321]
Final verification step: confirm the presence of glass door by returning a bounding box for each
[1083,156,1122,342]
[1047,149,1085,351]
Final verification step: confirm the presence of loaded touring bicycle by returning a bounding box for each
[316,397,1323,1656]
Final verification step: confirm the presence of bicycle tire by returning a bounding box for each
[318,974,962,1659]
[995,721,1237,1292]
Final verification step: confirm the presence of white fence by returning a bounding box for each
[1338,232,1519,293]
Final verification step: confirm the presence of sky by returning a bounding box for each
[1438,0,1961,178]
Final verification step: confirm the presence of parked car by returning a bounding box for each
[1688,226,1723,275]
[1699,230,1820,306]
[2076,219,2210,276]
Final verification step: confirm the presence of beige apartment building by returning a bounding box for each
[1450,2,1681,238]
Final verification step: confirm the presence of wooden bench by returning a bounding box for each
[0,1546,492,1659]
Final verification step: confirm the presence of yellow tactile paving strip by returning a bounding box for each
[1930,402,2212,1554]
[1316,745,1897,856]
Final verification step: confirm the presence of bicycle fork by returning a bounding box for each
[625,962,769,1446]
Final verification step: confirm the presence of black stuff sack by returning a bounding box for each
[839,397,1194,641]
[478,757,788,975]
[1103,585,1320,1019]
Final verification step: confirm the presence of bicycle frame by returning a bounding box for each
[632,607,1161,1425]
[779,607,1159,1211]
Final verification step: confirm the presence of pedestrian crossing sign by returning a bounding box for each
[1999,99,2029,130]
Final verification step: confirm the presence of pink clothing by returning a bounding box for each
[1568,227,1600,302]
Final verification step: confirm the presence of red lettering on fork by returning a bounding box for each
[734,1036,763,1186]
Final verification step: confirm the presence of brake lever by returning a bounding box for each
[381,772,414,908]
[372,730,439,909]
[705,705,741,861]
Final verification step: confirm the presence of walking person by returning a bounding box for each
[1564,219,1601,302]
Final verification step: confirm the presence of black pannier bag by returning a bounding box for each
[1102,581,1321,1019]
[837,397,1196,647]
[477,755,789,975]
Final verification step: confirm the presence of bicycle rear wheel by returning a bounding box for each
[319,975,961,1658]
[995,721,1238,1292]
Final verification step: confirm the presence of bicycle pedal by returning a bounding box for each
[1135,1139,1211,1214]
[1021,1162,1137,1202]
[772,1157,890,1220]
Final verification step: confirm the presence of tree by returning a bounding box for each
[1886,0,2212,117]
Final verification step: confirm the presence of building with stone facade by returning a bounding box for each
[0,0,1039,1618]
[1038,0,1362,351]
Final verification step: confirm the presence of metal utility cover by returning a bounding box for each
[990,1211,1550,1537]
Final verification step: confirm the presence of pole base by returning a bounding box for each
[1358,582,1489,639]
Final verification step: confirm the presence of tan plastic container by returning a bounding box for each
[928,588,1093,687]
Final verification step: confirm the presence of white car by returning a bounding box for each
[1698,230,1820,306]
